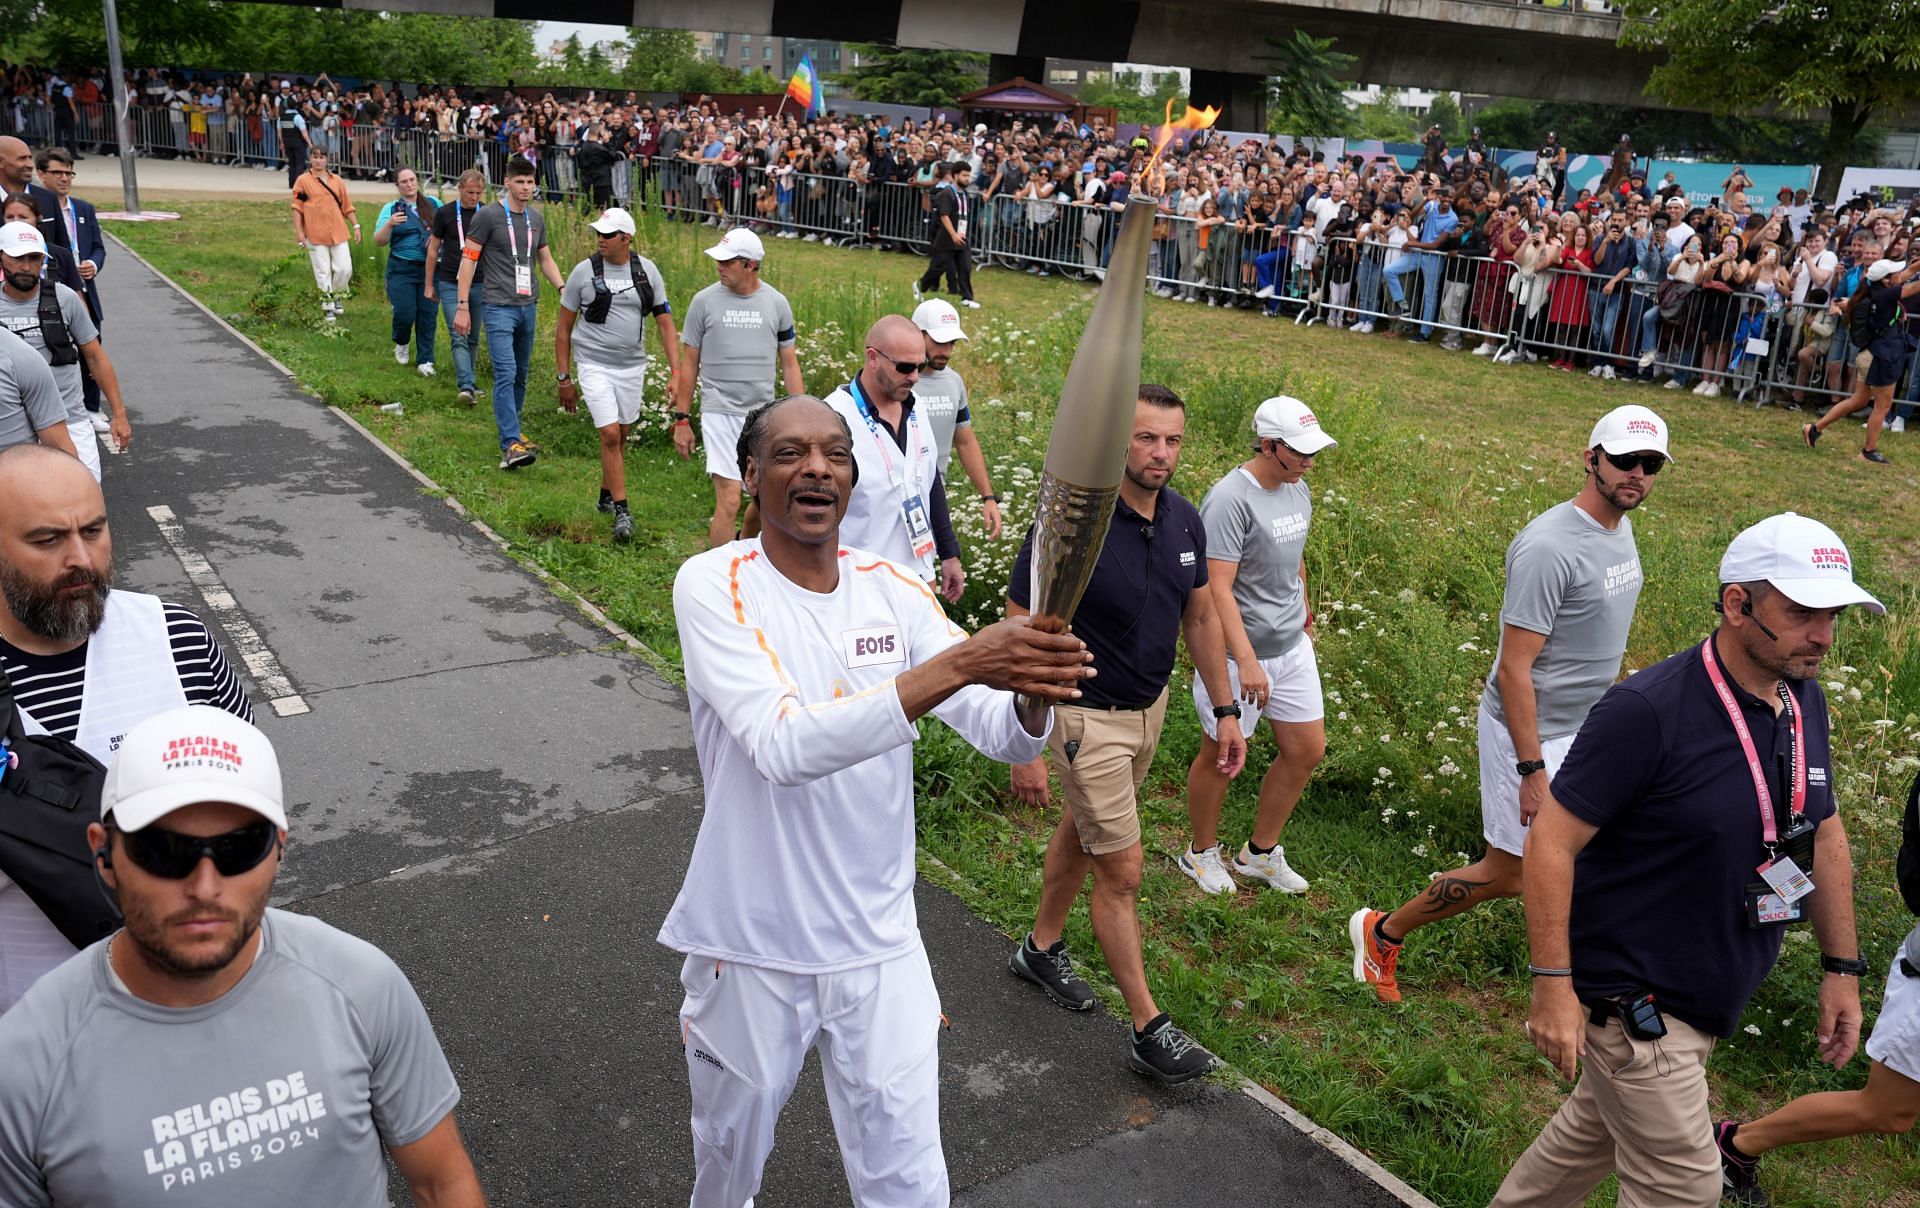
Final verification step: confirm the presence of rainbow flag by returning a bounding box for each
[786,54,822,119]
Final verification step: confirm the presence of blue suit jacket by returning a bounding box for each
[61,196,104,321]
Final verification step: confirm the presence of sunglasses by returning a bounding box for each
[1599,450,1666,475]
[119,820,279,880]
[868,348,921,375]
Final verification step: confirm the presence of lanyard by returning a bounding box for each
[502,203,530,263]
[1700,637,1805,845]
[845,375,922,495]
[454,203,467,249]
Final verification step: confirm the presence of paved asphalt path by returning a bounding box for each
[91,236,1418,1208]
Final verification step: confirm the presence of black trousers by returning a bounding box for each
[918,245,972,301]
[283,133,308,189]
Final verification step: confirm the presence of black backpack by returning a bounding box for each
[36,282,79,368]
[0,666,120,949]
[1898,768,1920,917]
[581,253,655,329]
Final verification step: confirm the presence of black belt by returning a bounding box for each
[1083,699,1158,712]
[1585,1000,1615,1027]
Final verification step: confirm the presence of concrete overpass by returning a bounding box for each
[294,0,1655,127]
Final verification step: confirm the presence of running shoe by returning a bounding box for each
[612,511,634,543]
[457,389,475,406]
[1348,908,1403,1004]
[1861,447,1890,464]
[418,363,435,378]
[1177,846,1234,896]
[1714,1121,1770,1207]
[500,440,537,471]
[1009,933,1095,1010]
[1802,422,1820,450]
[1129,1015,1221,1083]
[393,343,408,365]
[1233,844,1309,892]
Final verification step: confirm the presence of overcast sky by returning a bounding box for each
[534,21,632,50]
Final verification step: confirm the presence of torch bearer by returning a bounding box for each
[1020,103,1218,709]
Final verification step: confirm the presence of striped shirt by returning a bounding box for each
[1,602,253,739]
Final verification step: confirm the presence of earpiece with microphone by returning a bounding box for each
[1713,592,1780,641]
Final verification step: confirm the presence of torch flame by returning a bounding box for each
[1144,97,1221,196]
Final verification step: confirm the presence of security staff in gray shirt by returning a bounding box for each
[0,323,71,458]
[910,299,1002,538]
[1347,405,1673,1004]
[0,706,485,1207]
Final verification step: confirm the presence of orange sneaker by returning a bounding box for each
[1348,907,1402,1004]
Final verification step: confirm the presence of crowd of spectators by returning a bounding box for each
[5,57,1917,428]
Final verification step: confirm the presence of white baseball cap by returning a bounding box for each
[911,299,967,343]
[703,227,765,262]
[0,221,45,258]
[1718,513,1884,614]
[1588,404,1673,461]
[1252,395,1337,454]
[102,705,288,832]
[588,207,635,237]
[1867,258,1908,283]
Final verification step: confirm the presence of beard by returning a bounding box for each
[1125,461,1171,493]
[118,893,266,981]
[0,556,111,643]
[6,270,39,293]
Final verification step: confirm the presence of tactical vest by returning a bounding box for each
[35,284,78,368]
[582,253,654,334]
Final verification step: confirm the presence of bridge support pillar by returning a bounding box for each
[1188,69,1268,134]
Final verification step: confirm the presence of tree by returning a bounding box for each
[1426,93,1465,144]
[1350,88,1420,143]
[836,45,986,108]
[1258,29,1354,138]
[1077,69,1185,124]
[1617,0,1920,199]
[618,28,703,91]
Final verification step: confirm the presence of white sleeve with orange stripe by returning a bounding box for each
[676,548,918,787]
[906,573,1053,767]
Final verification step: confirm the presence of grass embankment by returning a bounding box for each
[109,194,1920,1208]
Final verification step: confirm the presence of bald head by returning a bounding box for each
[0,444,111,650]
[0,137,31,191]
[861,315,926,406]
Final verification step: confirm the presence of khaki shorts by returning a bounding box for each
[1048,689,1169,856]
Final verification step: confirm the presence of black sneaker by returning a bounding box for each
[597,490,614,514]
[1129,1014,1220,1084]
[612,511,634,543]
[1009,934,1095,1011]
[1715,1121,1769,1207]
[1861,447,1891,464]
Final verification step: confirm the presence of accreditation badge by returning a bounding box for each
[515,264,533,296]
[901,493,935,564]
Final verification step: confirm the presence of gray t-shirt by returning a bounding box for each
[680,280,796,417]
[1483,499,1643,739]
[0,283,98,423]
[560,254,670,371]
[463,200,547,310]
[0,909,460,1207]
[913,366,971,475]
[0,326,66,448]
[1199,467,1311,659]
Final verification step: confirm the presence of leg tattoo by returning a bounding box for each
[1418,875,1496,915]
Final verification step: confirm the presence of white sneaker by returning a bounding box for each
[1253,284,1275,299]
[1638,349,1657,369]
[912,282,923,301]
[1588,364,1605,378]
[1892,416,1908,433]
[393,343,408,365]
[379,402,403,415]
[1176,846,1235,896]
[418,363,435,378]
[961,299,981,309]
[1664,377,1683,389]
[1702,382,1722,398]
[803,233,818,242]
[1692,380,1710,395]
[1472,342,1496,357]
[1601,365,1616,381]
[1233,844,1309,893]
[1522,350,1539,363]
[1493,348,1518,364]
[89,412,111,433]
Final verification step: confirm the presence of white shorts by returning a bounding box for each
[701,411,746,482]
[64,418,101,482]
[678,944,947,1208]
[577,360,646,429]
[1479,698,1578,858]
[1192,640,1324,739]
[1866,951,1920,1084]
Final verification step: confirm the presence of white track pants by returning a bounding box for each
[678,944,948,1208]
[307,241,352,294]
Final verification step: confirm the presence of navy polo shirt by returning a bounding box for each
[1008,488,1207,709]
[1551,632,1836,1038]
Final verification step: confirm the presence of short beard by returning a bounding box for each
[0,557,110,643]
[1595,475,1647,512]
[1125,462,1170,493]
[120,899,263,981]
[6,271,38,293]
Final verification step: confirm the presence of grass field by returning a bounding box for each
[106,193,1920,1207]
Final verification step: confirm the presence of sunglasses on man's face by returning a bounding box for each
[1600,450,1665,476]
[868,348,921,376]
[119,820,279,880]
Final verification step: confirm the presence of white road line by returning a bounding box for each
[146,504,311,718]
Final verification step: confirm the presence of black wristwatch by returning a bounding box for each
[1821,954,1869,977]
[1515,759,1547,777]
[982,492,1002,503]
[1211,703,1241,720]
